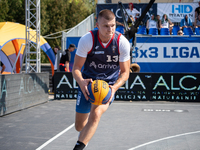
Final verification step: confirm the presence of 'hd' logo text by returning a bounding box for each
[172,5,193,13]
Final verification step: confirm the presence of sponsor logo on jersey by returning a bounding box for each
[95,46,99,49]
[89,61,117,69]
[112,45,116,53]
[94,51,104,54]
[90,61,97,69]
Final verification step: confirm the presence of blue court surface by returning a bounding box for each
[1,97,200,150]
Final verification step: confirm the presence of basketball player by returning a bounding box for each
[72,9,130,150]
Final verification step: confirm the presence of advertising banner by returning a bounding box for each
[0,73,49,116]
[97,3,157,23]
[150,73,200,101]
[134,36,200,73]
[54,72,200,102]
[157,3,198,22]
[66,36,200,73]
[54,72,78,99]
[97,3,199,23]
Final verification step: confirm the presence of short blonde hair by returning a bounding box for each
[97,9,115,21]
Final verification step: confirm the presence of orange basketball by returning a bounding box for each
[88,80,111,105]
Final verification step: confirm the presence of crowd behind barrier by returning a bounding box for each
[116,25,200,35]
[60,2,200,74]
[98,2,200,36]
[65,36,200,73]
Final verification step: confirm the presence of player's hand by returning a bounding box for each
[106,85,117,104]
[80,78,93,100]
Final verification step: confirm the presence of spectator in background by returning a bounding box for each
[146,14,157,34]
[177,30,183,36]
[0,61,6,74]
[125,3,140,23]
[59,44,76,72]
[94,17,98,30]
[180,15,193,30]
[195,1,200,19]
[53,45,61,71]
[52,45,61,92]
[93,25,98,30]
[194,14,200,28]
[156,15,161,34]
[116,21,124,27]
[161,14,174,34]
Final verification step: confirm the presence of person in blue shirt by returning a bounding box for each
[180,14,193,30]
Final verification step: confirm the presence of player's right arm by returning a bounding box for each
[72,32,93,100]
[72,55,92,100]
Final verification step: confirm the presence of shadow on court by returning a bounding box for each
[0,99,200,150]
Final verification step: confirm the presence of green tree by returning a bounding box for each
[0,0,96,63]
[0,0,25,23]
[42,0,96,49]
[41,0,68,48]
[0,0,9,22]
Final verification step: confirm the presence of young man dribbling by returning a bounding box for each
[72,9,130,150]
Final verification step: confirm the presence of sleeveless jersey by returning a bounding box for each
[82,30,121,85]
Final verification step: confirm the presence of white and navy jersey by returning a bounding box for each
[76,30,130,85]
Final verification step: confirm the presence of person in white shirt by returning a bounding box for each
[53,45,60,71]
[125,3,140,23]
[161,14,174,34]
[52,45,61,92]
[146,14,157,34]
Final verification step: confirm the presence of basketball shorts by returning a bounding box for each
[76,87,115,113]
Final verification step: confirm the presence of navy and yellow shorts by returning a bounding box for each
[76,87,115,113]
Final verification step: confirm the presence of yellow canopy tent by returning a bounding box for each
[0,22,55,74]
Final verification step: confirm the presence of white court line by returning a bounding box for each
[128,130,200,150]
[36,123,74,150]
[114,102,200,107]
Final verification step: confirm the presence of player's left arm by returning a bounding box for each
[108,34,130,102]
[111,60,130,93]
